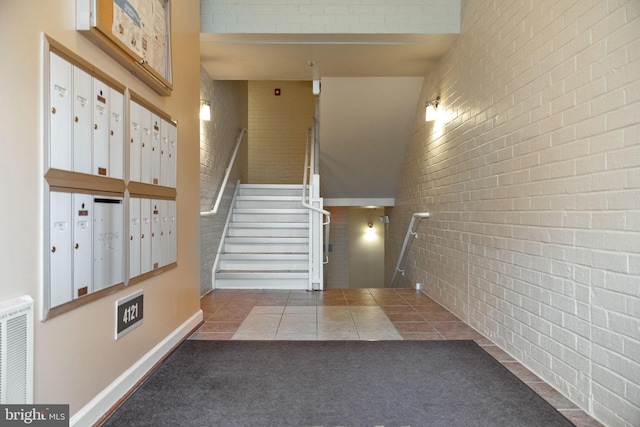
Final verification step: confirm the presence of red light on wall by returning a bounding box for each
[274,88,281,96]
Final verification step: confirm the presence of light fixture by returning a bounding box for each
[425,96,441,122]
[199,100,211,121]
[368,222,373,228]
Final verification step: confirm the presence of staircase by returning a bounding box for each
[214,184,310,289]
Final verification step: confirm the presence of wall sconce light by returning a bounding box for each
[368,222,373,228]
[200,100,212,121]
[425,96,441,122]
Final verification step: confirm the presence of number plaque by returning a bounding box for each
[116,290,143,339]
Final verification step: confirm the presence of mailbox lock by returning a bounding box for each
[142,143,145,147]
[111,130,114,136]
[131,138,134,143]
[141,234,144,238]
[74,116,79,123]
[75,243,79,249]
[94,124,98,130]
[51,246,56,253]
[51,107,56,114]
[130,235,133,240]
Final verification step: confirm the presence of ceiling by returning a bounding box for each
[200,33,458,204]
[200,33,457,81]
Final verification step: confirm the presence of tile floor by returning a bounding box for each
[190,288,603,427]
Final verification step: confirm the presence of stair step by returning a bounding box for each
[239,184,306,197]
[224,237,308,253]
[232,208,309,223]
[219,253,308,270]
[236,196,305,209]
[214,271,308,290]
[229,222,308,237]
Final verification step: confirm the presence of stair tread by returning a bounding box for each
[237,195,302,201]
[220,253,308,258]
[225,237,308,242]
[229,222,308,228]
[233,208,308,213]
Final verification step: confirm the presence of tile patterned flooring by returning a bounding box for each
[190,288,602,427]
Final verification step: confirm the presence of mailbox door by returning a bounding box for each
[72,67,92,174]
[140,198,152,274]
[49,192,72,307]
[140,107,152,184]
[151,114,161,185]
[109,89,124,179]
[151,200,161,269]
[129,101,142,182]
[73,194,93,298]
[93,78,110,176]
[49,52,72,171]
[93,197,124,291]
[129,197,141,279]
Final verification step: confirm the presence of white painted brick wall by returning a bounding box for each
[201,0,461,34]
[388,1,640,426]
[200,67,248,295]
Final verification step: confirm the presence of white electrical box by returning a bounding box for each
[93,196,124,291]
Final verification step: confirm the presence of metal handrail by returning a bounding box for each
[210,180,241,290]
[390,212,430,288]
[301,124,330,291]
[201,128,246,217]
[302,127,331,222]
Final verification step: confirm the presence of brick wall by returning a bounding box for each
[326,206,349,289]
[248,81,315,184]
[201,0,460,34]
[200,67,248,295]
[388,1,640,425]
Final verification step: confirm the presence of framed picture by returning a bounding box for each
[77,0,173,96]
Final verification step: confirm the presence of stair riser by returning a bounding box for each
[214,278,308,290]
[232,213,308,223]
[218,259,308,270]
[228,228,308,238]
[238,188,304,197]
[224,243,308,253]
[236,200,303,209]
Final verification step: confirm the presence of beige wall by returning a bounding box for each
[200,69,248,295]
[326,207,349,289]
[0,0,201,419]
[348,208,385,288]
[389,1,640,425]
[248,81,315,184]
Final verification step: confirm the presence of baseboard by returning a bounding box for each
[70,310,204,427]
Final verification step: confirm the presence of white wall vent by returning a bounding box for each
[0,295,34,404]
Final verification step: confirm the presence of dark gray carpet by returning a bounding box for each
[103,340,573,427]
